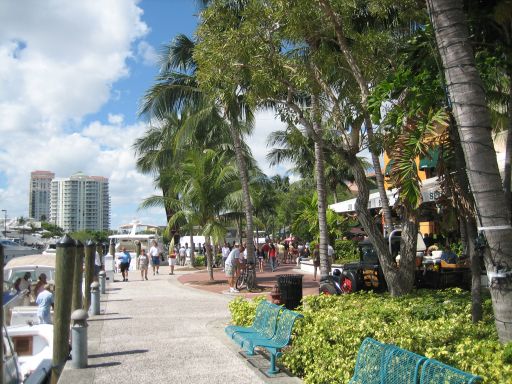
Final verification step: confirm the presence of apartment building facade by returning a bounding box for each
[49,172,110,232]
[29,170,55,221]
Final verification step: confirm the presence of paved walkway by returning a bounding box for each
[58,265,302,384]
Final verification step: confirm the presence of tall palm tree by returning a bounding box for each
[140,34,258,287]
[427,0,512,342]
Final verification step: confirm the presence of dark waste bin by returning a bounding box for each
[277,274,303,309]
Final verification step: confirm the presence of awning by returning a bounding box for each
[419,148,439,169]
[329,177,441,213]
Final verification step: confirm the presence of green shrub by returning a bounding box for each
[228,296,266,326]
[504,343,512,364]
[193,255,205,267]
[333,239,360,264]
[228,290,511,383]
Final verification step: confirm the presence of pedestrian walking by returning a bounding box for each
[168,248,177,275]
[185,243,192,265]
[149,240,160,275]
[313,244,320,281]
[221,242,230,271]
[118,247,132,282]
[139,249,149,280]
[256,246,265,272]
[269,243,277,272]
[178,244,186,266]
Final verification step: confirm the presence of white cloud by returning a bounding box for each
[0,0,156,228]
[248,109,295,178]
[137,40,158,66]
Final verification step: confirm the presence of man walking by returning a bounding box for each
[118,247,132,282]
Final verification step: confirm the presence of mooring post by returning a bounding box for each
[98,270,106,294]
[70,309,89,369]
[135,240,141,270]
[51,234,76,384]
[83,240,95,312]
[90,282,100,316]
[72,240,84,312]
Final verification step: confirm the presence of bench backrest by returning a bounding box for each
[350,337,392,384]
[419,358,482,384]
[258,302,283,339]
[383,346,427,384]
[250,300,279,337]
[270,308,304,348]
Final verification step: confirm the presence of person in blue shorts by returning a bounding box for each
[149,240,160,275]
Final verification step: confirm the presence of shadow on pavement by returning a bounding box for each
[88,317,132,322]
[89,349,149,359]
[87,362,122,368]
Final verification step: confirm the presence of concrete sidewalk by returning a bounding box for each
[58,265,302,384]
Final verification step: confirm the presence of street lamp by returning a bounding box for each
[1,210,6,237]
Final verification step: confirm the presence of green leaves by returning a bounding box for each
[229,290,511,383]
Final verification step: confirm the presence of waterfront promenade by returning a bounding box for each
[58,264,304,383]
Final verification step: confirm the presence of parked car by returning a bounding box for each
[319,232,470,294]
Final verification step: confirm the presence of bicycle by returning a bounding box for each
[236,261,256,291]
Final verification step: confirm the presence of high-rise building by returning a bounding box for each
[29,171,55,221]
[50,172,110,232]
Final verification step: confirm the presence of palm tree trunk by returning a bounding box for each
[312,95,330,280]
[228,123,256,288]
[205,235,214,280]
[504,72,512,214]
[428,0,512,341]
[452,116,482,322]
[317,0,394,234]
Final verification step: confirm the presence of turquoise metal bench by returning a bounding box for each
[241,308,303,374]
[225,300,281,343]
[350,338,482,384]
[420,358,482,384]
[349,338,391,384]
[382,346,427,384]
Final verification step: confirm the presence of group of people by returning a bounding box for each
[13,272,53,324]
[117,240,163,282]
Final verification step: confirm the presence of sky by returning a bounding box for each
[0,0,290,229]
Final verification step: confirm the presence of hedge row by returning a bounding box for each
[228,290,512,383]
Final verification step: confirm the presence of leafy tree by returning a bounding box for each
[41,222,64,238]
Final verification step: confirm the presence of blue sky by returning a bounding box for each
[0,0,289,229]
[90,1,199,128]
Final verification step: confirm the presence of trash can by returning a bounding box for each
[277,274,303,309]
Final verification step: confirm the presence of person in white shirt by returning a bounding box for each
[221,243,230,271]
[185,244,192,265]
[225,244,241,293]
[178,244,186,266]
[149,240,160,275]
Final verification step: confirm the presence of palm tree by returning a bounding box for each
[165,149,241,279]
[140,34,258,287]
[427,0,512,342]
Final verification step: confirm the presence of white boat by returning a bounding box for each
[6,324,53,382]
[109,221,161,271]
[3,254,56,286]
[0,239,41,264]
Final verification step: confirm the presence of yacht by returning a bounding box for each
[0,239,41,264]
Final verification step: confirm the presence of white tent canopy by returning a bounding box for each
[329,177,441,213]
